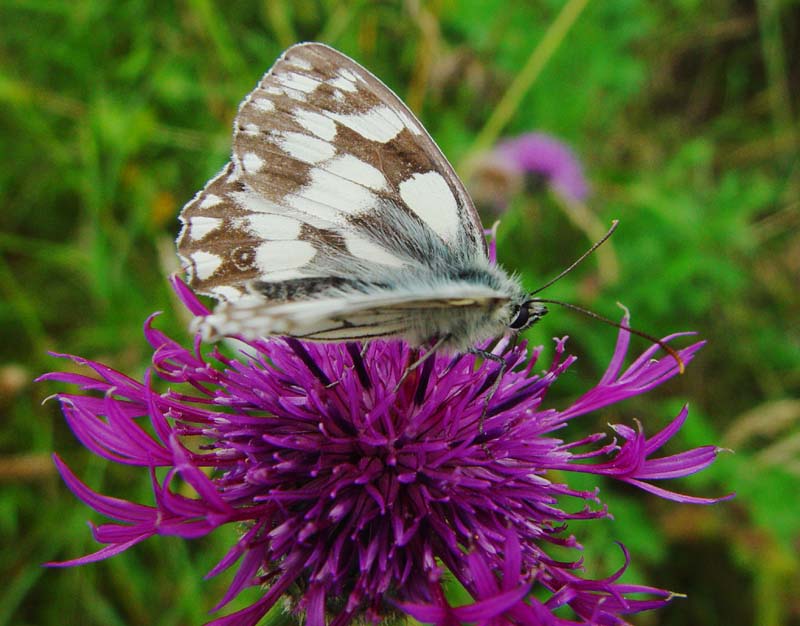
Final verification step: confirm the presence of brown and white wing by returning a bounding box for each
[176,42,487,305]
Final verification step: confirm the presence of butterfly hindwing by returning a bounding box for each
[196,284,511,345]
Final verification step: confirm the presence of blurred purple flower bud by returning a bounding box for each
[471,132,589,212]
[496,133,590,203]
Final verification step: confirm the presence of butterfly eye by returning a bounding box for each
[508,301,548,331]
[508,305,530,330]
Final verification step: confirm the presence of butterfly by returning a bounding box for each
[176,42,548,353]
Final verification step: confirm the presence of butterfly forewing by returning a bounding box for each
[178,43,487,300]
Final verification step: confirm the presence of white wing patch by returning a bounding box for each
[328,105,406,143]
[293,109,337,141]
[286,54,314,71]
[211,285,245,301]
[233,214,302,239]
[192,251,224,280]
[396,108,424,136]
[188,216,223,241]
[242,152,265,173]
[288,168,378,218]
[399,171,461,242]
[230,189,335,229]
[255,241,316,274]
[255,269,309,283]
[199,194,223,209]
[277,131,336,164]
[325,154,389,191]
[276,72,320,94]
[329,75,358,93]
[253,98,275,112]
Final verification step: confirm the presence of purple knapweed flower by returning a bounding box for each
[470,132,589,212]
[41,276,728,626]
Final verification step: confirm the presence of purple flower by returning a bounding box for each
[470,133,589,211]
[498,133,590,203]
[41,276,729,626]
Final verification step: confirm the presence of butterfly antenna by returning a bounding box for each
[529,220,619,296]
[531,298,685,374]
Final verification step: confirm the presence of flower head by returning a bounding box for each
[41,277,728,625]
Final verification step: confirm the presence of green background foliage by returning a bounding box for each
[2,1,798,624]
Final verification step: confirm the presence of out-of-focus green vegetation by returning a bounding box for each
[1,1,798,625]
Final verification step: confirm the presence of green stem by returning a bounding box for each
[755,0,796,149]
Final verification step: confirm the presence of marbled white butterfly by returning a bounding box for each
[176,42,548,352]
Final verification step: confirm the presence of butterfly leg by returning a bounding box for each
[467,346,508,436]
[393,334,450,394]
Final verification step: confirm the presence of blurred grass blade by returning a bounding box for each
[463,0,591,173]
